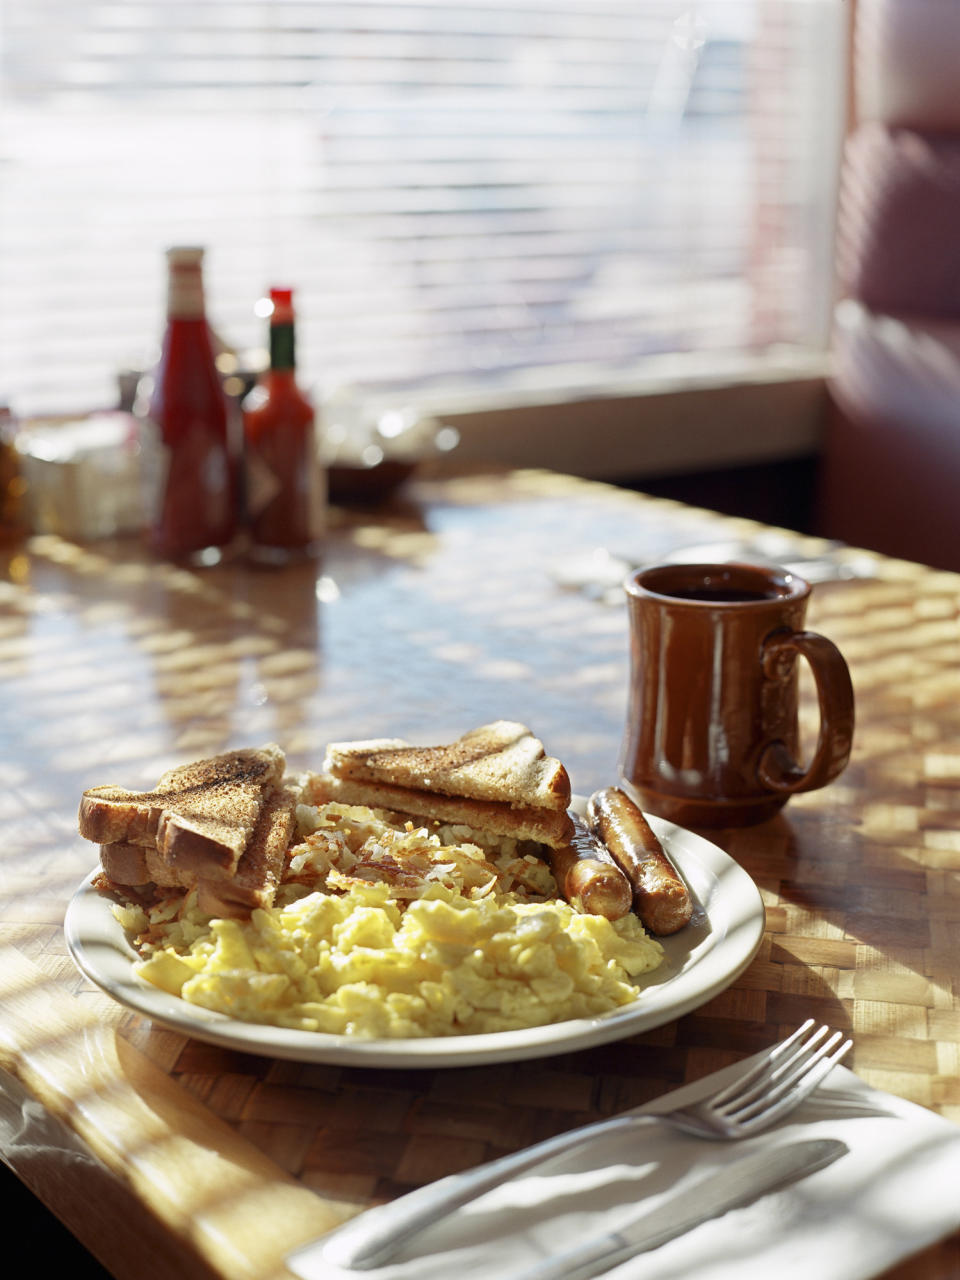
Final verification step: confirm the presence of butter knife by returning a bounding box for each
[507,1137,847,1280]
[317,1111,658,1269]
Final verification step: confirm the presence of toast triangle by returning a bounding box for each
[79,744,286,877]
[323,720,571,811]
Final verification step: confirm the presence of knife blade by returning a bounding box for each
[315,1111,652,1270]
[508,1137,847,1280]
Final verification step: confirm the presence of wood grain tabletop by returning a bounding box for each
[1,467,958,1279]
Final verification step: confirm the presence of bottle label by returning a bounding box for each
[138,413,233,552]
[203,440,229,497]
[245,449,283,517]
[244,418,325,549]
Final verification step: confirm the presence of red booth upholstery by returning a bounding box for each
[817,0,960,570]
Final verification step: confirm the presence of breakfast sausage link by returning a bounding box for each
[545,814,632,920]
[586,787,693,935]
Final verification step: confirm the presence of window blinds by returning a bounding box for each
[0,0,845,417]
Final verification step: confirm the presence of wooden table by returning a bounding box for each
[1,467,959,1279]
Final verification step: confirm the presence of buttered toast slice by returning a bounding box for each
[79,744,286,878]
[323,720,571,812]
[318,721,574,847]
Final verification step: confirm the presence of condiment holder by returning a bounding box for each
[16,412,144,540]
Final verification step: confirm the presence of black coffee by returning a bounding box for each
[666,586,782,602]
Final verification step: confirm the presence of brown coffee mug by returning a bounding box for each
[620,562,854,827]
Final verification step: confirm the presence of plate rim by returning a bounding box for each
[64,814,765,1068]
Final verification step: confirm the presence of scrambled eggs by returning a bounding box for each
[115,801,664,1038]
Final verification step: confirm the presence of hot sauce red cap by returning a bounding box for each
[269,288,294,322]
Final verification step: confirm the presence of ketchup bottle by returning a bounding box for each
[242,288,324,562]
[141,246,238,563]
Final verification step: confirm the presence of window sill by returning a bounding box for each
[424,349,831,482]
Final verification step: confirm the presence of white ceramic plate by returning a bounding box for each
[64,812,765,1068]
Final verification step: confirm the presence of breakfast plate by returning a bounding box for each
[64,811,765,1068]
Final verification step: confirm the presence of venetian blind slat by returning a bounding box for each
[0,0,844,416]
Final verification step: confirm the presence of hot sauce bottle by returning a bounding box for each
[242,288,323,562]
[140,246,238,563]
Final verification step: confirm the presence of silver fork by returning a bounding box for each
[316,1020,852,1271]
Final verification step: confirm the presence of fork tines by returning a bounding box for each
[714,1020,853,1128]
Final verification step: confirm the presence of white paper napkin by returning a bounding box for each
[287,1058,960,1280]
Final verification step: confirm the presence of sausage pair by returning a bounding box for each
[547,788,692,935]
[586,787,693,935]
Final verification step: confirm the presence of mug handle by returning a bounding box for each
[757,629,855,794]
